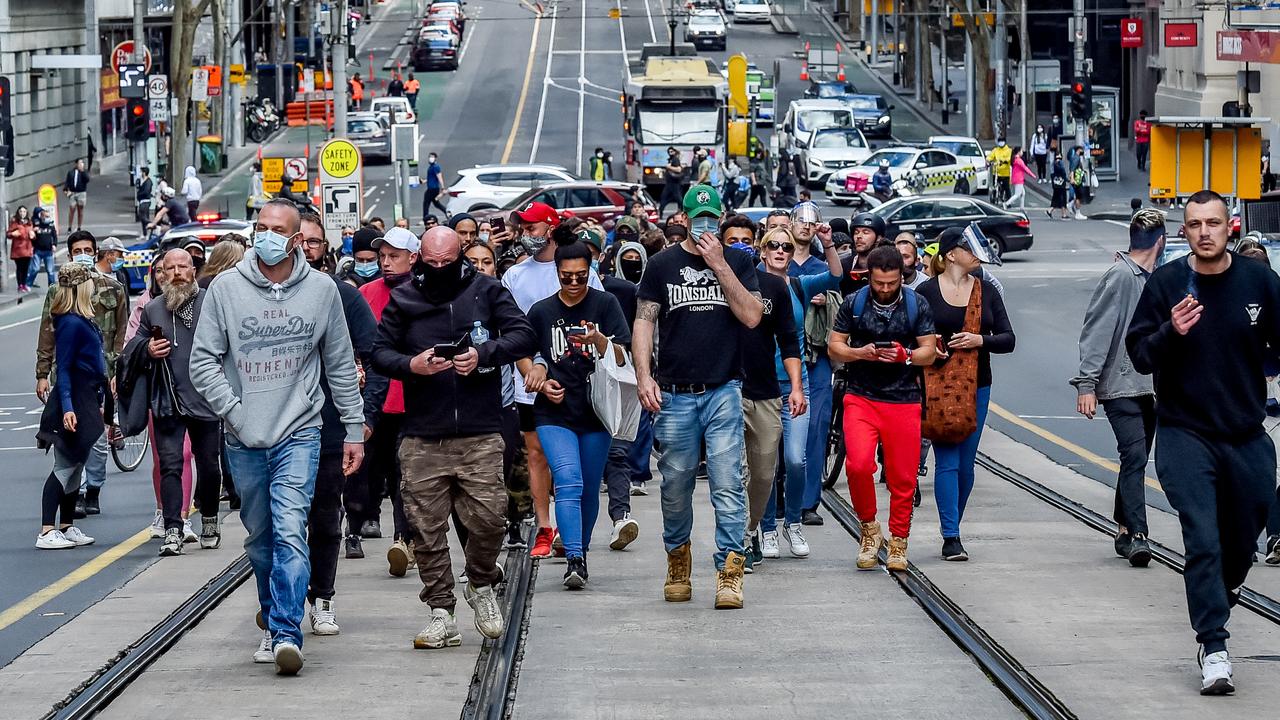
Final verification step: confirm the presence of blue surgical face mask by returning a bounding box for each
[590,259,600,273]
[254,230,292,266]
[72,253,94,266]
[690,216,718,238]
[354,260,380,278]
[111,259,126,271]
[478,231,490,243]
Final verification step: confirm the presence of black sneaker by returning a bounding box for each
[360,520,382,539]
[1127,534,1152,568]
[84,488,101,515]
[1114,531,1132,559]
[1267,535,1280,566]
[563,557,587,589]
[74,495,88,520]
[504,523,527,549]
[801,509,824,526]
[917,463,928,477]
[941,536,968,561]
[345,534,365,559]
[913,485,922,507]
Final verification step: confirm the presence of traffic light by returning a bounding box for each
[125,98,150,141]
[1070,77,1092,121]
[0,76,11,132]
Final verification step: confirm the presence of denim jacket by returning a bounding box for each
[1070,252,1155,400]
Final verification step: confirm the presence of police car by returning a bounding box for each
[824,146,977,206]
[119,214,253,294]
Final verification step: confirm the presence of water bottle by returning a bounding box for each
[470,321,494,373]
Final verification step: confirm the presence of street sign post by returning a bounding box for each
[118,63,147,99]
[1120,19,1143,49]
[147,75,168,100]
[192,68,209,103]
[262,157,310,194]
[319,138,364,245]
[38,184,59,233]
[389,125,416,224]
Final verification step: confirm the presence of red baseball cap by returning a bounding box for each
[516,201,560,227]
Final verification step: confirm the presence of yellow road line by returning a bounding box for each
[0,529,151,632]
[988,401,1163,492]
[501,11,544,164]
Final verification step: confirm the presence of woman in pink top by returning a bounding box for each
[1005,146,1036,209]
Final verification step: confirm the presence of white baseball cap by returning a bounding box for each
[372,227,421,253]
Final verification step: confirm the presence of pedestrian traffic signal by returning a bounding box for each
[126,98,150,141]
[0,125,12,178]
[0,76,11,133]
[1071,77,1092,122]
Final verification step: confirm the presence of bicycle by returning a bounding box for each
[109,425,149,472]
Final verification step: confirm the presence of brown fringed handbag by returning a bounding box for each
[922,281,982,443]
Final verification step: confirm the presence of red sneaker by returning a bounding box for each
[530,527,555,558]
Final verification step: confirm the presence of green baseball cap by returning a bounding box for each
[682,184,723,219]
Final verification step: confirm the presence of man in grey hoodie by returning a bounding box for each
[190,199,365,676]
[1070,207,1165,568]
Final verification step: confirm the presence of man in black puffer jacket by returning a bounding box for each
[371,226,535,650]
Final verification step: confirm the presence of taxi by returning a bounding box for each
[825,145,978,206]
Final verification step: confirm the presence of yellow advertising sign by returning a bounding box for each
[727,54,749,116]
[229,64,246,85]
[1148,125,1261,201]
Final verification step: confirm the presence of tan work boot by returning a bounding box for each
[387,539,411,578]
[664,541,692,602]
[857,521,884,569]
[715,552,746,609]
[886,536,909,572]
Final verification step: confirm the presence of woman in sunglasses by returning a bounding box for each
[517,239,631,589]
[751,225,842,561]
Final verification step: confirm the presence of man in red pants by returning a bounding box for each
[827,245,938,571]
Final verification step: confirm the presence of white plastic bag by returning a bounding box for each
[590,349,642,441]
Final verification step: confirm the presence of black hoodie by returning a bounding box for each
[371,261,536,439]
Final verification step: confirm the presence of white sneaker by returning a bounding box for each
[414,607,462,649]
[1074,211,1087,220]
[783,524,810,558]
[609,514,640,550]
[62,526,95,546]
[630,482,648,496]
[273,641,304,675]
[182,519,198,544]
[465,583,505,639]
[309,598,340,636]
[36,529,75,550]
[149,509,165,538]
[252,631,274,663]
[761,530,781,559]
[1199,648,1234,695]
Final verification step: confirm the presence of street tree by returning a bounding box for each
[169,0,216,187]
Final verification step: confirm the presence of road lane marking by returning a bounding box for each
[576,0,587,175]
[642,0,657,42]
[528,6,559,162]
[0,529,151,632]
[0,316,40,332]
[989,401,1162,492]
[502,9,545,164]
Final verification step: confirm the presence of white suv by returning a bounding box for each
[445,164,577,216]
[369,96,417,126]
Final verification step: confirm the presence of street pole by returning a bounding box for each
[274,0,285,108]
[870,0,879,65]
[892,0,901,84]
[941,25,949,125]
[220,0,232,168]
[913,0,922,102]
[1073,0,1085,153]
[332,0,348,138]
[230,0,244,147]
[994,0,1006,139]
[668,0,677,55]
[399,158,411,222]
[964,0,974,138]
[133,0,147,182]
[1019,0,1029,154]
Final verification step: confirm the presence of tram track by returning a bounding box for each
[820,488,1080,720]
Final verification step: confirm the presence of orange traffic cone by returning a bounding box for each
[800,62,809,81]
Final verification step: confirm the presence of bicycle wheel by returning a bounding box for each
[822,381,846,490]
[111,428,149,472]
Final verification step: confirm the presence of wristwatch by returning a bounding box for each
[904,348,913,366]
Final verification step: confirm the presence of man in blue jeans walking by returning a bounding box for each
[191,200,365,676]
[634,185,763,610]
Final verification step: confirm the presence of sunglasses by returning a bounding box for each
[765,240,795,253]
[558,272,589,286]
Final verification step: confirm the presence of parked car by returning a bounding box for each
[413,29,460,70]
[798,127,873,188]
[803,80,859,99]
[841,93,894,138]
[871,195,1033,257]
[778,99,855,156]
[347,112,390,162]
[370,96,416,125]
[427,1,465,29]
[684,10,727,50]
[470,181,659,225]
[825,146,977,205]
[732,0,771,23]
[927,135,991,193]
[445,164,578,216]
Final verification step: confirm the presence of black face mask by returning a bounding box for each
[619,258,644,284]
[615,230,638,246]
[413,256,469,304]
[384,270,412,287]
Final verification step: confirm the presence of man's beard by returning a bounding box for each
[163,279,198,311]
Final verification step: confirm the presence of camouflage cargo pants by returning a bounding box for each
[400,434,507,610]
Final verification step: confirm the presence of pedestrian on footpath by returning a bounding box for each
[422,152,448,222]
[520,236,631,589]
[1030,125,1050,181]
[129,250,226,556]
[827,246,938,571]
[986,138,1012,203]
[190,199,366,676]
[600,236,650,526]
[27,207,57,288]
[64,159,90,232]
[916,228,1015,561]
[370,226,536,650]
[1048,154,1070,220]
[405,73,420,108]
[181,166,203,220]
[299,212,379,636]
[356,227,422,570]
[136,166,154,237]
[634,184,762,609]
[1071,208,1164,568]
[1004,147,1035,209]
[8,205,34,293]
[33,263,104,550]
[1133,110,1151,172]
[1069,148,1089,220]
[1126,189,1280,696]
[502,203,605,558]
[36,231,128,519]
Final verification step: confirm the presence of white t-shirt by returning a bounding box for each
[502,256,604,405]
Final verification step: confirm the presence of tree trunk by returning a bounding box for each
[902,0,917,90]
[949,0,996,140]
[212,0,225,136]
[169,0,215,188]
[921,15,935,109]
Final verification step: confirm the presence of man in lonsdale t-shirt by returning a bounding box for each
[634,185,763,610]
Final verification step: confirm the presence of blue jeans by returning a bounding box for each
[802,355,833,511]
[80,431,109,492]
[225,427,321,648]
[536,425,611,558]
[933,385,991,538]
[26,249,55,286]
[626,409,654,484]
[764,377,809,532]
[654,381,747,569]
